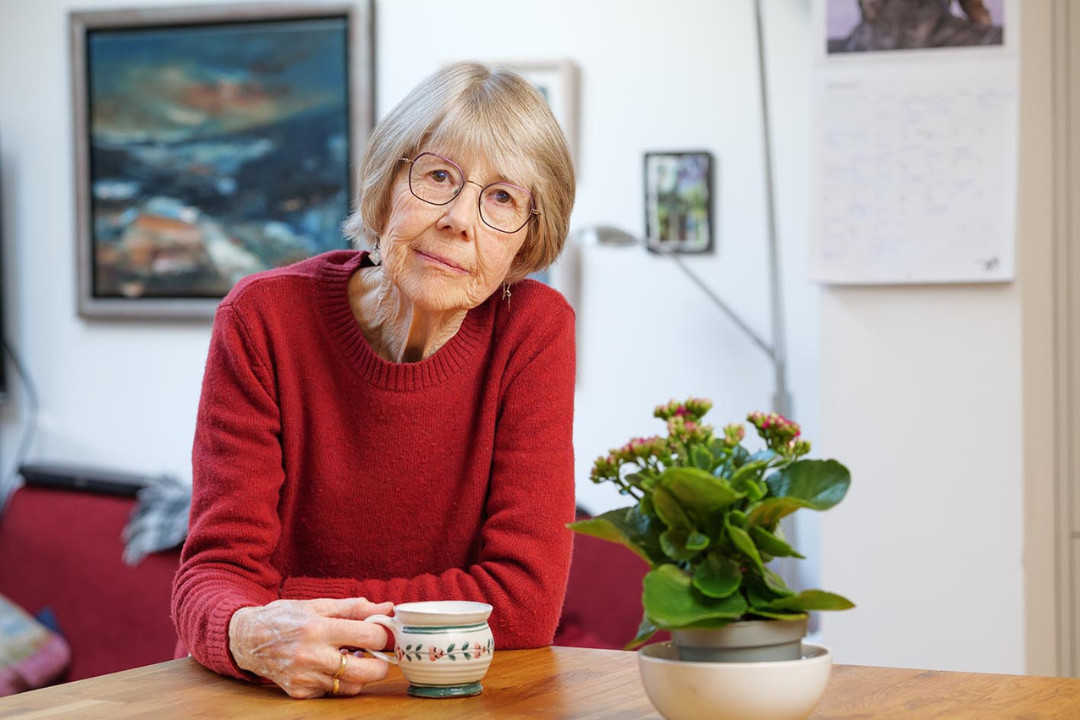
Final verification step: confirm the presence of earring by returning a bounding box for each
[502,283,512,303]
[370,239,382,266]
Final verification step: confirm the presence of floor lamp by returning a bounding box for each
[568,0,806,598]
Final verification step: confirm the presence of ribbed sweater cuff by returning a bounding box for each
[205,597,270,683]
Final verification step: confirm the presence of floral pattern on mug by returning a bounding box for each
[397,638,496,663]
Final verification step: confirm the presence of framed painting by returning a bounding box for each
[70,2,373,318]
[644,151,715,254]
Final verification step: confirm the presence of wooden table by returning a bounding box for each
[1,646,1080,719]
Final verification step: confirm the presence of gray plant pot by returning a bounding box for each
[671,617,808,663]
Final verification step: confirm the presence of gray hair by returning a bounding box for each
[343,62,576,283]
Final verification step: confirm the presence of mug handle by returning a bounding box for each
[363,614,399,665]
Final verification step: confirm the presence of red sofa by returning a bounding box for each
[0,484,181,682]
[553,519,669,651]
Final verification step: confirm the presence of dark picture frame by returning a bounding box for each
[644,151,714,254]
[70,2,373,319]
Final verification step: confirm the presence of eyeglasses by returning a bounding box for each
[401,152,541,234]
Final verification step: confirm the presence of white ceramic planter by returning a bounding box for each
[638,641,832,720]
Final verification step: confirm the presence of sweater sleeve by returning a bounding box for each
[171,303,286,680]
[281,301,577,649]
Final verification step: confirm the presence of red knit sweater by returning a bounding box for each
[171,251,576,680]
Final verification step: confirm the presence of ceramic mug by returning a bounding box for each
[364,600,495,698]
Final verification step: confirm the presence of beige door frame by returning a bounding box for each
[1021,0,1075,677]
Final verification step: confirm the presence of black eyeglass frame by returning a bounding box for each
[400,152,541,234]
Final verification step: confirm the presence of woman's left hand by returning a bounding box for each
[228,597,394,698]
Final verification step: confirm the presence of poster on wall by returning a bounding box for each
[809,0,1019,284]
[827,0,1004,53]
[70,2,373,318]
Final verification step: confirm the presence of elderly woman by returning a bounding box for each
[171,62,576,699]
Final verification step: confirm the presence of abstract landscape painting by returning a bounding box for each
[72,5,369,316]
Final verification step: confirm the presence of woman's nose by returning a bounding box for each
[438,181,483,236]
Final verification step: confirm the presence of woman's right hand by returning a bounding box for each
[228,597,394,698]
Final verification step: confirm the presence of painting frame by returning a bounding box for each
[497,59,579,169]
[70,1,373,319]
[644,151,715,255]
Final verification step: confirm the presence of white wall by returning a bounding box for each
[819,286,1024,673]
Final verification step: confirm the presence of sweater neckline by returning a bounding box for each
[316,251,490,390]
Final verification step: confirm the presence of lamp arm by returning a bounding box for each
[666,253,776,363]
[667,254,791,417]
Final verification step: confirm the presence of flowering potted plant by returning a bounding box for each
[569,398,853,661]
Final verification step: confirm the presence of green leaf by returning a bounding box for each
[692,552,742,599]
[653,487,693,529]
[660,528,707,562]
[625,614,659,651]
[731,457,772,485]
[691,445,713,471]
[722,446,751,477]
[643,564,748,628]
[763,567,795,596]
[749,460,851,527]
[758,590,856,612]
[567,505,667,567]
[736,478,766,502]
[659,466,743,525]
[745,579,774,608]
[686,530,709,551]
[447,643,455,653]
[750,525,805,559]
[766,460,851,507]
[726,523,764,572]
[708,438,732,460]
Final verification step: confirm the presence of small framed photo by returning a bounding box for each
[70,2,373,319]
[644,151,715,254]
[499,60,579,167]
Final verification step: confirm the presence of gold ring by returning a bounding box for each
[330,649,347,695]
[333,650,348,680]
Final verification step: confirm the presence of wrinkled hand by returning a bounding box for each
[228,597,393,698]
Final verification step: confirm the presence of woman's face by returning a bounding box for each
[378,149,533,314]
